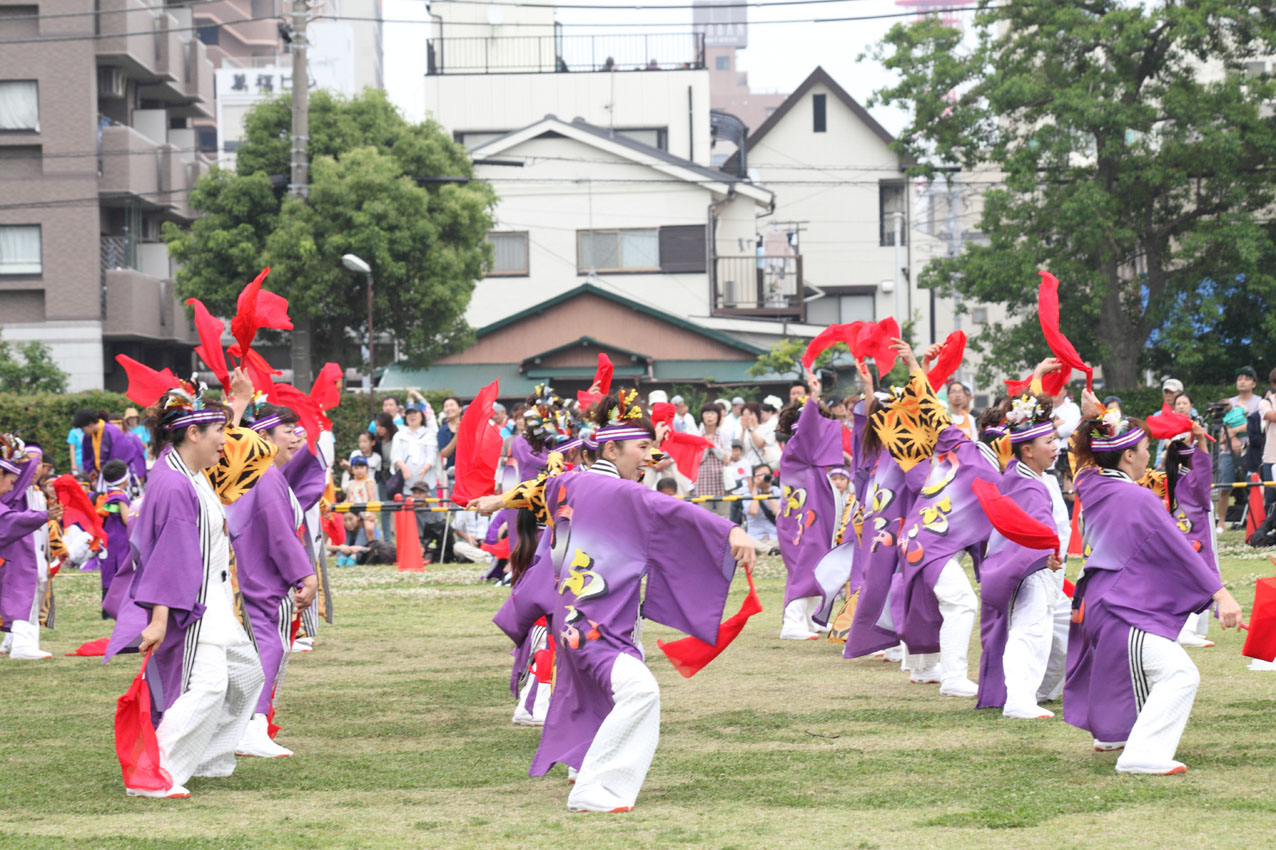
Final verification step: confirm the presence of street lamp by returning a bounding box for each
[342,253,375,415]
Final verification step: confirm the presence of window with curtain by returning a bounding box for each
[0,225,42,274]
[0,80,39,131]
[879,181,907,247]
[577,229,660,272]
[486,231,529,275]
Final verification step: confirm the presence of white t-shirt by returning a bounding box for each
[722,458,751,493]
[1259,394,1276,465]
[176,454,247,647]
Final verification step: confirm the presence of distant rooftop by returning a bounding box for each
[427,31,706,75]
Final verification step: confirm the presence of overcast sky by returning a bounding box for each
[383,0,982,136]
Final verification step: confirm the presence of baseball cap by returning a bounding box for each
[731,396,745,405]
[351,456,369,467]
[409,482,430,493]
[1103,395,1122,406]
[492,402,506,413]
[670,395,684,405]
[763,395,783,409]
[1237,366,1258,380]
[1161,378,1183,393]
[730,439,743,448]
[648,390,669,404]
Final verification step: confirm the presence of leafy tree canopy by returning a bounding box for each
[870,1,1276,388]
[0,332,68,394]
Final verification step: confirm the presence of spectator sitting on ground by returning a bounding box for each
[739,463,781,555]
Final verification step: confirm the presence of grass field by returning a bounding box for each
[1,535,1274,850]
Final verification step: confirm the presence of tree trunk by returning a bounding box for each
[1095,272,1146,390]
[290,314,313,390]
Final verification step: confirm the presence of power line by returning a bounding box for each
[0,5,992,44]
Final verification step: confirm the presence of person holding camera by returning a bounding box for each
[740,464,781,555]
[1213,366,1261,532]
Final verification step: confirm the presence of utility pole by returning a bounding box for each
[892,210,904,326]
[288,0,313,388]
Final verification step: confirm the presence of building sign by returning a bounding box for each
[693,0,748,49]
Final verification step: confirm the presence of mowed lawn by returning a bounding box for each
[2,536,1274,850]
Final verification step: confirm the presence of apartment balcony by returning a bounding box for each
[95,0,166,81]
[99,124,163,201]
[711,255,806,322]
[102,242,194,344]
[427,32,706,75]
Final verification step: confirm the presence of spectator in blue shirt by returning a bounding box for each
[437,395,462,474]
[66,426,83,474]
[368,395,405,434]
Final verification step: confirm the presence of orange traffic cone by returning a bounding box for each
[394,495,426,572]
[1067,504,1084,558]
[1246,472,1266,539]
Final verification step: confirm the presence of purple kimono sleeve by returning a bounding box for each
[128,497,207,629]
[639,486,737,646]
[283,446,327,511]
[0,504,48,547]
[493,532,554,646]
[785,398,846,468]
[260,472,314,585]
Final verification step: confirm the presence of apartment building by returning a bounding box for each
[0,0,215,391]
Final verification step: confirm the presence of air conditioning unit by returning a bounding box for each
[98,67,127,99]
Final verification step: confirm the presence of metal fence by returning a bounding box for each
[427,32,706,75]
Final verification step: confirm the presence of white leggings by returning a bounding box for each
[566,654,660,812]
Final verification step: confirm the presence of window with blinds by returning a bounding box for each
[486,231,529,276]
[0,225,41,275]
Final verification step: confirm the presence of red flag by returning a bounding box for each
[801,322,865,373]
[481,537,511,560]
[186,298,230,390]
[1004,369,1068,399]
[577,353,615,407]
[234,347,281,393]
[1144,403,1194,440]
[1037,271,1093,391]
[51,473,106,547]
[925,330,966,391]
[1242,575,1276,662]
[267,383,323,450]
[114,650,172,792]
[230,268,270,357]
[310,362,343,412]
[662,431,714,484]
[658,565,763,678]
[255,289,293,331]
[65,636,110,657]
[856,317,900,375]
[972,478,1060,552]
[451,379,504,507]
[114,355,181,408]
[321,512,345,546]
[650,402,675,431]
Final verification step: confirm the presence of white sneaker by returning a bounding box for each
[292,637,314,653]
[882,645,905,663]
[778,629,820,641]
[1,634,11,654]
[1093,739,1126,752]
[1247,657,1276,671]
[9,622,51,660]
[909,666,942,684]
[236,714,294,758]
[126,784,190,799]
[939,678,979,697]
[1116,759,1187,776]
[1177,633,1213,648]
[1004,705,1055,720]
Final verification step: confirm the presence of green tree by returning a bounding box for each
[0,332,68,393]
[871,2,1276,388]
[163,89,497,385]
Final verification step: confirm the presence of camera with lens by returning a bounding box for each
[760,473,773,485]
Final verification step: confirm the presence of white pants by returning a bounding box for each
[1038,575,1071,702]
[452,540,489,565]
[780,596,821,639]
[567,653,660,812]
[153,642,264,789]
[748,536,778,555]
[1003,570,1061,717]
[1116,631,1200,772]
[935,559,977,685]
[513,675,551,726]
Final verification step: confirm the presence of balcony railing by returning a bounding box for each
[712,255,805,321]
[427,32,706,75]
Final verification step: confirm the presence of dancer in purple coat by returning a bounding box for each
[228,404,317,759]
[1064,390,1243,775]
[105,386,264,799]
[1,437,60,660]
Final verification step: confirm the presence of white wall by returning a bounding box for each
[470,134,762,327]
[0,321,106,392]
[426,70,714,166]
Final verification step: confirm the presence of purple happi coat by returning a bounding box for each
[105,449,216,724]
[504,436,548,491]
[81,422,133,486]
[777,399,845,611]
[844,454,925,658]
[1063,468,1222,744]
[0,448,46,630]
[494,471,736,776]
[227,464,313,714]
[97,490,133,616]
[891,426,1000,655]
[1170,446,1218,577]
[850,401,873,503]
[283,444,327,513]
[975,460,1055,710]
